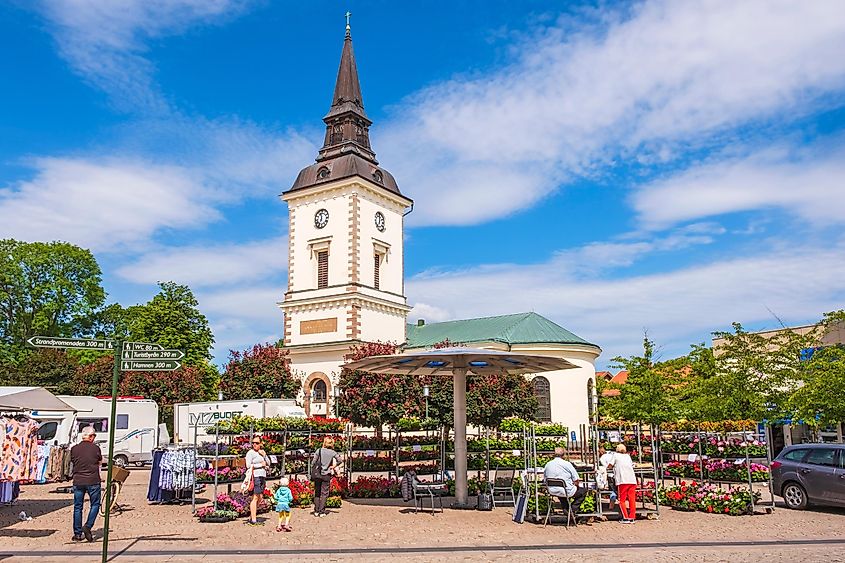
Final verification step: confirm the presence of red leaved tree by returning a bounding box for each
[220,343,298,400]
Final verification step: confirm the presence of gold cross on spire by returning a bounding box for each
[345,11,351,36]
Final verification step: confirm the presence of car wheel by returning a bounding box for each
[113,455,129,469]
[782,482,807,510]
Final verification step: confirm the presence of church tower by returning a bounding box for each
[279,21,413,416]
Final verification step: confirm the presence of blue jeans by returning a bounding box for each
[73,484,101,537]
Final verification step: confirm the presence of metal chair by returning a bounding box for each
[488,467,516,508]
[413,480,445,514]
[543,478,577,528]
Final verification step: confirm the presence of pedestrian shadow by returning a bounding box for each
[0,529,57,538]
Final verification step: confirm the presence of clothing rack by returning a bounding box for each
[148,444,196,506]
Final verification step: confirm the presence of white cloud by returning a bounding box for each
[406,241,845,362]
[0,157,220,252]
[38,0,249,112]
[116,236,288,287]
[632,146,845,230]
[379,0,845,226]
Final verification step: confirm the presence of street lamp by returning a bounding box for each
[332,387,342,418]
[423,385,429,420]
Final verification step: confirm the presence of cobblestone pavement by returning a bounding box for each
[2,469,844,562]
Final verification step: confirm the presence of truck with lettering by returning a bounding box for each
[173,399,306,443]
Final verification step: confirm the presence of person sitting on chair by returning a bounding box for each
[543,447,587,516]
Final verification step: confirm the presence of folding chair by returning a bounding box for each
[543,478,577,528]
[488,467,516,508]
[412,480,445,514]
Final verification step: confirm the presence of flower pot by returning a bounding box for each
[199,516,233,523]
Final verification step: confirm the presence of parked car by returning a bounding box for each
[771,444,845,509]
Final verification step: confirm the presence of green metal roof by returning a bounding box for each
[406,312,598,349]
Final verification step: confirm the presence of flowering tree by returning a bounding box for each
[220,343,298,400]
[336,342,422,434]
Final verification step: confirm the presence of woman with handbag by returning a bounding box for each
[245,436,271,525]
[311,437,340,517]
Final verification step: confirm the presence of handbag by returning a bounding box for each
[240,466,254,494]
[310,448,325,481]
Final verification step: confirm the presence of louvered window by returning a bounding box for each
[317,251,328,289]
[374,253,381,290]
[533,376,552,422]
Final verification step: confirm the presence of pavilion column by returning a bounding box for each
[453,367,468,506]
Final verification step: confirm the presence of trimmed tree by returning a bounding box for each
[220,343,298,400]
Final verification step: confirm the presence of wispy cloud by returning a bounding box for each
[407,240,845,362]
[380,0,845,226]
[37,0,250,113]
[632,144,845,230]
[116,236,288,287]
[0,157,220,252]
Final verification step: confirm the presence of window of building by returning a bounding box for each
[312,380,327,402]
[374,253,381,290]
[317,250,328,289]
[533,376,552,422]
[116,414,129,430]
[587,379,595,419]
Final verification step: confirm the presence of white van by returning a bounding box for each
[33,396,166,467]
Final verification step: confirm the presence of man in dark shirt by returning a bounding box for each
[70,426,102,542]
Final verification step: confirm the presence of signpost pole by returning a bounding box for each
[101,339,122,563]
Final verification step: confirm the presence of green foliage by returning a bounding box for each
[612,337,679,425]
[126,282,214,366]
[0,349,77,394]
[220,343,297,400]
[467,372,538,428]
[0,239,105,351]
[789,310,845,425]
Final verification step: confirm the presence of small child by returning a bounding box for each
[273,477,294,532]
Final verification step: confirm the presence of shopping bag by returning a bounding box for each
[240,466,254,494]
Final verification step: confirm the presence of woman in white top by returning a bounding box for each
[609,444,637,523]
[245,436,271,525]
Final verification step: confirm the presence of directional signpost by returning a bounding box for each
[28,336,182,562]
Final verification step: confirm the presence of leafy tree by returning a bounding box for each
[336,342,418,435]
[0,349,78,394]
[0,239,105,352]
[789,310,845,426]
[611,336,679,426]
[466,372,538,428]
[220,343,298,400]
[126,282,213,365]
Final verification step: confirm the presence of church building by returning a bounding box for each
[279,24,601,433]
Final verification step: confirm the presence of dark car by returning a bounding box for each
[771,443,845,509]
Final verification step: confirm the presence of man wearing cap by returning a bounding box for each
[70,426,102,542]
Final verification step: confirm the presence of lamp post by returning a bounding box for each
[332,387,341,418]
[423,385,429,420]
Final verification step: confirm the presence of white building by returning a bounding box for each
[279,26,601,431]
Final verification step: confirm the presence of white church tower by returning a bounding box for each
[279,23,413,416]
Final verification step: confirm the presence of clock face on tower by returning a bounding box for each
[314,208,329,229]
[374,211,385,232]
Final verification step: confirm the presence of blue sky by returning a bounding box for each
[2,1,844,368]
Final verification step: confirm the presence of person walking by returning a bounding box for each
[609,444,637,523]
[245,436,271,526]
[70,426,102,542]
[310,437,340,517]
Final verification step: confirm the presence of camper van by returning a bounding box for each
[32,396,165,467]
[173,399,306,443]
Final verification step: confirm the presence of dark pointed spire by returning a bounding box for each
[318,15,376,163]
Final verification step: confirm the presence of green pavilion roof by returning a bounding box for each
[406,312,598,350]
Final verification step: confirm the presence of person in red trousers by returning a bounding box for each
[609,444,637,523]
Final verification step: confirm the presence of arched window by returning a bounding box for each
[587,378,596,419]
[311,379,327,402]
[533,376,551,422]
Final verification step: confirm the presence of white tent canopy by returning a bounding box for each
[0,386,76,412]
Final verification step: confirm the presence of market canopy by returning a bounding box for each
[0,386,76,412]
[344,347,578,507]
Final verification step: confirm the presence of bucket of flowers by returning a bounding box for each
[196,507,239,523]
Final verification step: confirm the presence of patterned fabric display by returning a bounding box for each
[1,417,40,482]
[158,449,195,491]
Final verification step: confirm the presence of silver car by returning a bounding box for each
[771,443,845,509]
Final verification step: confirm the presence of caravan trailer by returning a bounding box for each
[32,396,164,467]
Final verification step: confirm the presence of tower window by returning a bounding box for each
[317,166,330,180]
[311,380,327,402]
[374,253,381,290]
[317,251,329,289]
[533,376,552,422]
